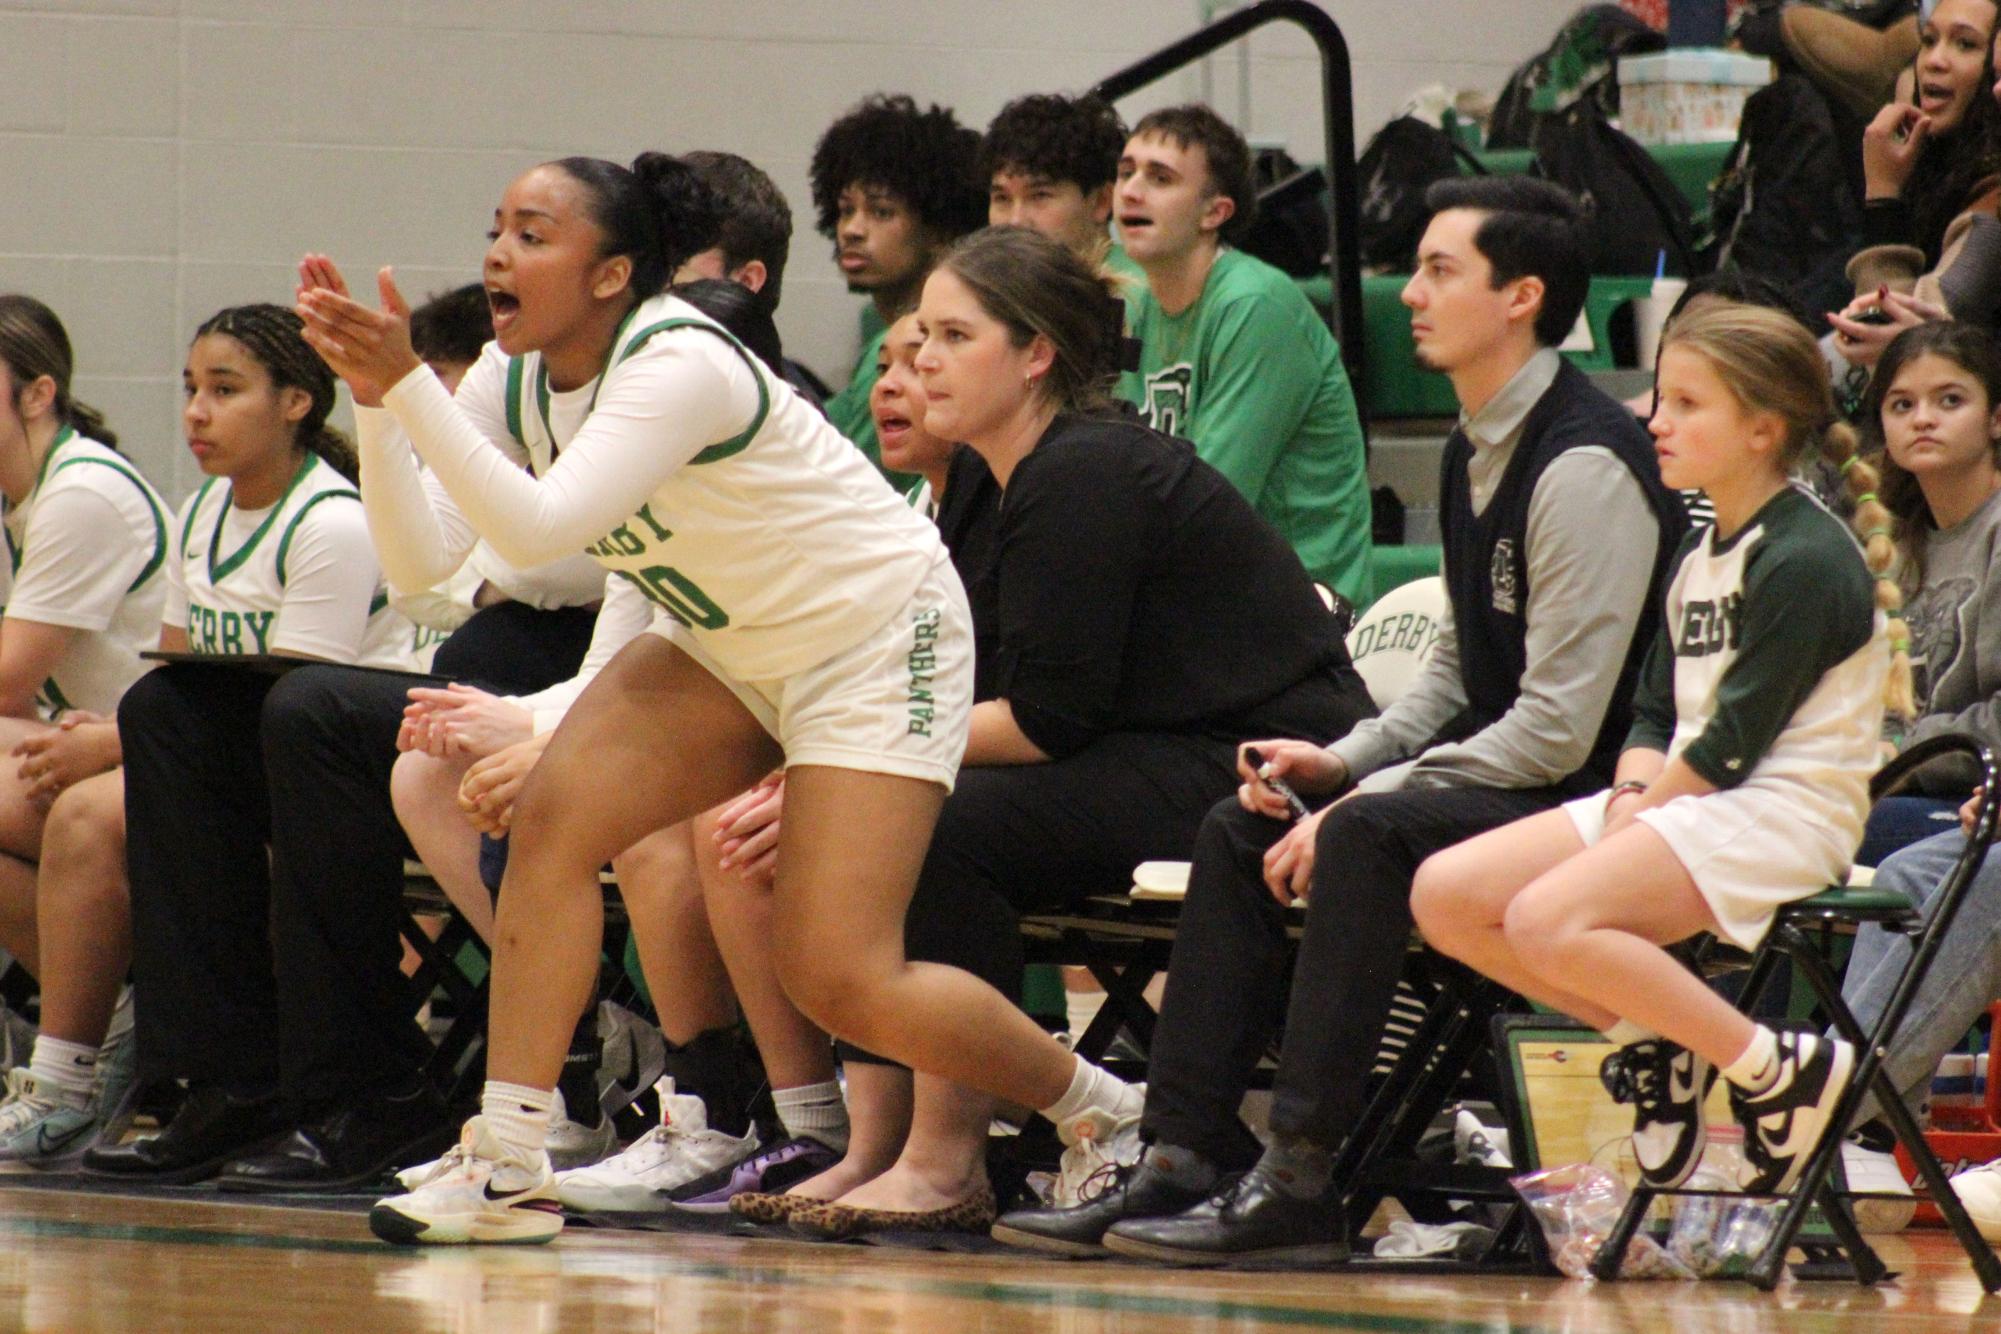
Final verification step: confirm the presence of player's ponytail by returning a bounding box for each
[195,304,358,483]
[1662,300,1914,719]
[630,151,725,293]
[0,294,119,450]
[550,153,725,304]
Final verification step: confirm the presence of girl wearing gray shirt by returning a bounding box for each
[1859,323,2001,861]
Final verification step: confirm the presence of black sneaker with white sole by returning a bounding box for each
[1600,1039,1717,1189]
[1729,1031,1854,1195]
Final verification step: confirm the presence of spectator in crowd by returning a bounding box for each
[1112,104,1374,606]
[982,92,1137,277]
[811,94,985,473]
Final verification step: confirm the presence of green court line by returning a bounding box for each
[0,1214,1556,1332]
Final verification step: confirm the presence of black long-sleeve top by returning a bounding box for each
[992,412,1365,758]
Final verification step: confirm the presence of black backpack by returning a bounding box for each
[1237,147,1336,278]
[1705,73,1865,319]
[1355,116,1485,272]
[1488,4,1665,150]
[1531,104,1699,277]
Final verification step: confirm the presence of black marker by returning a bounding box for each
[1244,746,1311,822]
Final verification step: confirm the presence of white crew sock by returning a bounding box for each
[1039,1054,1140,1130]
[481,1080,554,1158]
[772,1080,849,1152]
[1601,1019,1658,1047]
[25,1036,94,1106]
[1721,1025,1781,1094]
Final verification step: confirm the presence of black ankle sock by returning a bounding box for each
[558,1010,603,1129]
[662,1024,768,1140]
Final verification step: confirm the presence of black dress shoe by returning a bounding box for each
[82,1085,290,1184]
[1101,1165,1350,1267]
[216,1078,455,1193]
[989,1159,1211,1257]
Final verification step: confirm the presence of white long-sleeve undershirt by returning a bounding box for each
[357,335,759,585]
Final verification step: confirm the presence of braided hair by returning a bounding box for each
[194,304,356,482]
[1662,301,1915,719]
[0,294,117,449]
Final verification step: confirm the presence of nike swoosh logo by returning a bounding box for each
[1755,1105,1808,1161]
[36,1120,89,1155]
[1669,1060,1698,1103]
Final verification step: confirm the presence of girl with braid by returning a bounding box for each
[1413,301,1907,1201]
[59,305,431,1182]
[0,295,168,1156]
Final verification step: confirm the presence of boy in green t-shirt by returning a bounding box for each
[1114,104,1373,607]
[982,92,1141,284]
[810,94,985,470]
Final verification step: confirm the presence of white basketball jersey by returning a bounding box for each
[499,294,947,681]
[1,428,168,716]
[171,453,425,670]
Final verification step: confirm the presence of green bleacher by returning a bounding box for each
[1322,139,1729,422]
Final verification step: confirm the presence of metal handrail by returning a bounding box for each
[1091,0,1363,384]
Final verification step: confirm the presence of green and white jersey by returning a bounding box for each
[1,428,167,717]
[370,291,947,683]
[166,452,423,670]
[1628,485,1888,838]
[901,474,937,521]
[825,321,888,473]
[1116,247,1374,607]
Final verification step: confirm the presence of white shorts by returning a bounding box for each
[1562,785,1854,951]
[647,557,972,792]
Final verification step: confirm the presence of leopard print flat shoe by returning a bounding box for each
[786,1185,999,1241]
[729,1191,817,1224]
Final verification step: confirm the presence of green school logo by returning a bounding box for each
[1142,364,1194,438]
[592,504,730,631]
[906,606,941,736]
[187,604,276,655]
[1676,593,1743,657]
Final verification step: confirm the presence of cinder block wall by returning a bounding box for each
[0,0,1559,499]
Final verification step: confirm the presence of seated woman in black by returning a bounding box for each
[741,225,1376,1236]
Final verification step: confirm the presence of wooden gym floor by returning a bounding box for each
[0,1187,1992,1331]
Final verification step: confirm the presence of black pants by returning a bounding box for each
[900,732,1242,999]
[124,606,596,1106]
[432,601,598,694]
[1141,783,1570,1166]
[123,663,437,1104]
[901,674,1376,1000]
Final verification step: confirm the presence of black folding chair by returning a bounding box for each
[1590,733,2001,1292]
[1330,957,1542,1269]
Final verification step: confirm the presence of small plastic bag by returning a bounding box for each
[1664,1166,1781,1278]
[1511,1163,1695,1280]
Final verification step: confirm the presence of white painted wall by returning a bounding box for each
[0,0,1564,498]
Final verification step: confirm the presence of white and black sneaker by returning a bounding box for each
[1600,1039,1716,1189]
[369,1116,562,1246]
[1729,1031,1855,1195]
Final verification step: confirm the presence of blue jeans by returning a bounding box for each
[1844,829,2001,1123]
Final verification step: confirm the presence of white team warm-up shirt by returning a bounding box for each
[166,452,427,670]
[1,428,168,716]
[357,294,948,683]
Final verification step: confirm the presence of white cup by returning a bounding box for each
[1634,277,1690,370]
